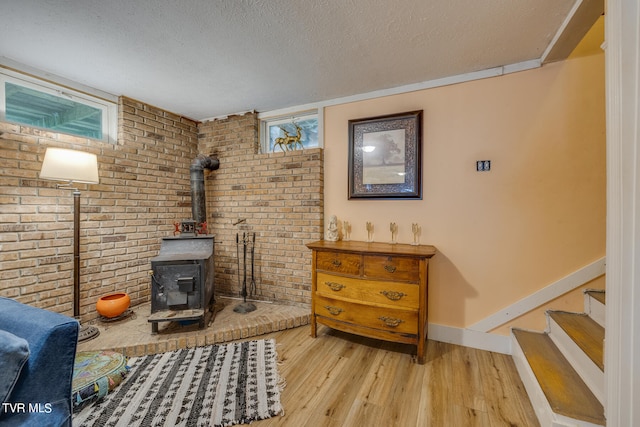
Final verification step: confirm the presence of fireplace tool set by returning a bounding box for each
[234,232,257,313]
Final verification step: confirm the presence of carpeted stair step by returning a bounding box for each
[584,289,605,328]
[512,328,605,426]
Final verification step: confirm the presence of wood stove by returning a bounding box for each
[148,235,215,333]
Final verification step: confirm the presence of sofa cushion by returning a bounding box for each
[0,329,30,404]
[72,350,129,409]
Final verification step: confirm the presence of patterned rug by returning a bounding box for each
[74,339,284,427]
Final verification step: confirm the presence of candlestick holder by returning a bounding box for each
[343,221,351,241]
[366,222,374,242]
[411,223,421,245]
[390,222,398,244]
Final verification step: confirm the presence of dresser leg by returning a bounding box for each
[311,316,317,337]
[417,340,426,364]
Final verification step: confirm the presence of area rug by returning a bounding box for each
[73,339,284,427]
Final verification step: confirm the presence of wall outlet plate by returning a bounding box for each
[476,160,491,172]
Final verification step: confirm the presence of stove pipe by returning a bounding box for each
[190,155,220,225]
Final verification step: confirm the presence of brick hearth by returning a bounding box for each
[77,297,310,357]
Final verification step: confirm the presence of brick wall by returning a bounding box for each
[0,97,198,321]
[198,113,323,306]
[1,103,322,320]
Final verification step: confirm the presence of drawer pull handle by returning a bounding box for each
[331,259,342,267]
[384,265,397,273]
[324,305,343,316]
[325,281,345,291]
[379,316,404,328]
[380,290,406,301]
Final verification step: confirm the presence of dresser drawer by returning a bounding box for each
[316,272,419,309]
[315,295,418,334]
[316,251,361,275]
[363,255,420,282]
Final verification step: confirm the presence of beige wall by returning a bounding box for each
[323,53,606,330]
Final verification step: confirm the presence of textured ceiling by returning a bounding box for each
[1,0,580,120]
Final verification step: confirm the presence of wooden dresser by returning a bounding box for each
[306,240,436,364]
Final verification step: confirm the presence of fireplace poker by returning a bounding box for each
[243,232,247,297]
[234,232,256,313]
[250,232,256,296]
[236,233,241,290]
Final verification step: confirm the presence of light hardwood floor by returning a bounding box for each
[255,325,540,427]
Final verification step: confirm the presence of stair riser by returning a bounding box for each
[585,294,606,328]
[548,317,605,404]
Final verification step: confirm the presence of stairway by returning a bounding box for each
[511,289,606,427]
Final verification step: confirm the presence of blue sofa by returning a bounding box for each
[0,297,79,427]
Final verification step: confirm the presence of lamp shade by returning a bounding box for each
[39,147,99,184]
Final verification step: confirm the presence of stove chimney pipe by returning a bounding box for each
[190,155,220,225]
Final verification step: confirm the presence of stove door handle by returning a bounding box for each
[151,273,164,295]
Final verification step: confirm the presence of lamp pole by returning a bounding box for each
[69,187,99,341]
[73,189,80,319]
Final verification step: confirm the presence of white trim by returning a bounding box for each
[256,60,541,120]
[585,291,605,327]
[0,65,118,144]
[427,323,511,355]
[0,57,118,103]
[502,59,542,74]
[257,106,319,121]
[316,108,324,156]
[541,0,585,63]
[604,0,640,425]
[468,257,606,333]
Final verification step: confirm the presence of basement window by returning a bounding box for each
[260,111,319,153]
[0,70,117,144]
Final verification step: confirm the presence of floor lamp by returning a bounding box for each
[40,147,100,342]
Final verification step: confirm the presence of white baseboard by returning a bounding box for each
[428,323,511,355]
[427,257,606,356]
[468,257,606,333]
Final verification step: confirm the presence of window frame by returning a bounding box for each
[0,69,118,144]
[259,110,321,153]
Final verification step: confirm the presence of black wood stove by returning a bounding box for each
[148,235,215,333]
